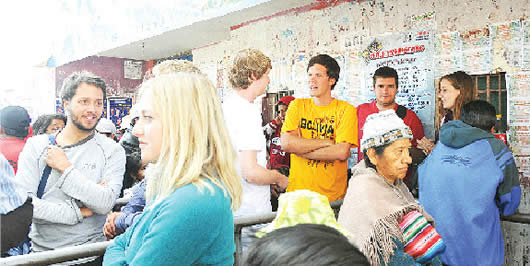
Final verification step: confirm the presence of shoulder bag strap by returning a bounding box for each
[36,135,57,199]
[396,104,407,120]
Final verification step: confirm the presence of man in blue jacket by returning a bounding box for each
[418,100,521,266]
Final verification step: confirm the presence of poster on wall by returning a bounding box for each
[360,29,436,138]
[506,71,530,213]
[490,21,522,68]
[108,98,132,128]
[124,60,143,80]
[434,32,463,78]
[461,28,492,74]
[522,20,530,70]
[55,98,64,114]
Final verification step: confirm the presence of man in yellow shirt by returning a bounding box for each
[281,54,358,201]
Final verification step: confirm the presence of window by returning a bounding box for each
[472,73,507,132]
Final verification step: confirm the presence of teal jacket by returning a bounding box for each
[104,179,235,266]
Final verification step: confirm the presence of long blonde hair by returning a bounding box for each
[139,72,241,210]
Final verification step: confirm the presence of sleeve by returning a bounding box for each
[15,137,83,225]
[281,99,300,134]
[0,154,27,214]
[335,103,358,147]
[56,145,126,214]
[263,120,278,139]
[32,197,83,225]
[405,110,425,146]
[492,143,521,216]
[386,237,442,266]
[121,180,146,214]
[103,227,130,266]
[115,212,142,235]
[128,189,230,265]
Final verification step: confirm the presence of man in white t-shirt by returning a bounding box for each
[222,49,288,252]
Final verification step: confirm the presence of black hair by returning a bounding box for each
[33,114,67,135]
[460,100,496,131]
[32,115,50,135]
[372,66,399,88]
[119,131,140,155]
[307,54,340,90]
[246,224,369,266]
[363,143,389,170]
[121,151,143,197]
[60,71,107,106]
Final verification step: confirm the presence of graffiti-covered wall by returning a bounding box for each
[192,0,530,264]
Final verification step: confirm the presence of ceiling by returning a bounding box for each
[97,0,316,61]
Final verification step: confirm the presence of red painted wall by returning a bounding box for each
[55,56,151,97]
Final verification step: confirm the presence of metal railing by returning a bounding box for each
[1,199,528,266]
[0,241,111,266]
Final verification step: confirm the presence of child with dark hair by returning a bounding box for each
[418,100,520,265]
[263,95,295,211]
[246,224,369,266]
[32,114,67,135]
[103,152,146,239]
[121,151,145,197]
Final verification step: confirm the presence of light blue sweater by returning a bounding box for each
[103,179,235,266]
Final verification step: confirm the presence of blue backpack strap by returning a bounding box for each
[36,135,57,199]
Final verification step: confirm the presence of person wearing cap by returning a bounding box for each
[263,95,294,210]
[246,190,369,265]
[338,110,443,266]
[264,95,295,170]
[96,118,117,141]
[418,100,520,266]
[15,71,125,264]
[281,54,357,202]
[0,105,31,174]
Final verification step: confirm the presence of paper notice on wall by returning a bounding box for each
[361,29,436,138]
[434,32,463,78]
[123,60,143,80]
[506,72,530,155]
[410,11,436,30]
[292,53,309,98]
[490,21,522,68]
[461,28,492,74]
[522,20,530,70]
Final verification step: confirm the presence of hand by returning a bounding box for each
[80,207,94,218]
[46,146,72,173]
[275,173,289,191]
[416,137,435,155]
[274,114,283,125]
[103,212,123,239]
[270,184,283,198]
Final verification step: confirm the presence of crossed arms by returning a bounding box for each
[16,137,125,225]
[281,129,351,161]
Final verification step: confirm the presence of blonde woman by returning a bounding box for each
[103,72,242,265]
